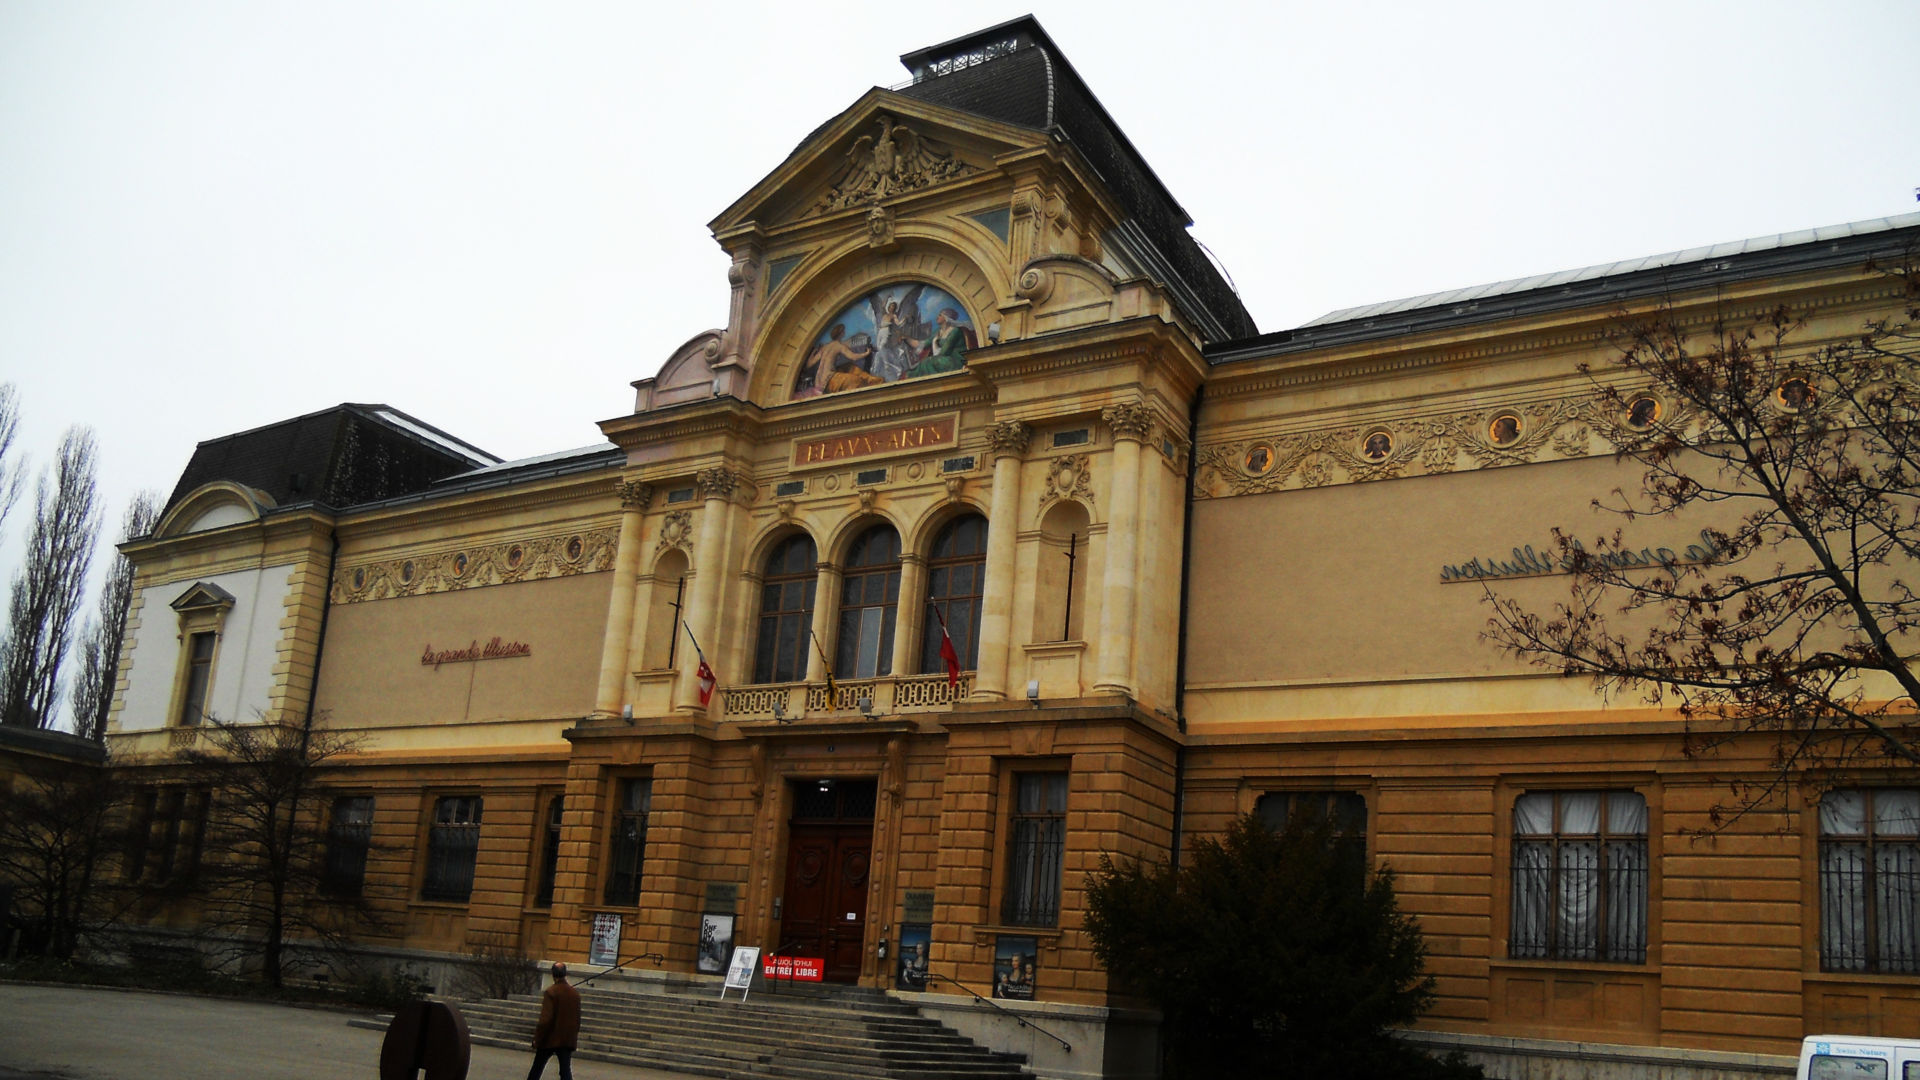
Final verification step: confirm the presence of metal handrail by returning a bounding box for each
[574,951,664,991]
[919,971,1072,1053]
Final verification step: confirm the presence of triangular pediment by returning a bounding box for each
[170,581,236,613]
[711,90,1049,235]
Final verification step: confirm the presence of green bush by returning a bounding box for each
[1087,814,1481,1079]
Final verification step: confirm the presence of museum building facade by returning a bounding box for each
[101,17,1920,1079]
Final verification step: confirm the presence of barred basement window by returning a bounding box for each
[421,796,482,902]
[323,796,374,895]
[534,795,564,908]
[1820,788,1920,973]
[1510,791,1648,963]
[604,779,651,906]
[1002,772,1068,927]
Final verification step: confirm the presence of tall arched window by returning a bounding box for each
[922,513,986,674]
[753,534,817,683]
[836,525,901,678]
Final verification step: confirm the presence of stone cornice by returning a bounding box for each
[1204,274,1902,402]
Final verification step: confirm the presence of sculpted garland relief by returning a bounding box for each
[1195,392,1700,499]
[331,527,619,604]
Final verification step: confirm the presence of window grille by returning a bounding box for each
[534,796,563,908]
[1002,773,1068,927]
[604,780,651,906]
[1510,791,1648,963]
[1820,788,1920,973]
[1255,790,1368,876]
[422,796,482,902]
[323,796,374,895]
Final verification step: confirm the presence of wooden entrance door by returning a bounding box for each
[779,780,876,984]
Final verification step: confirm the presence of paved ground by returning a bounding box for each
[0,983,705,1080]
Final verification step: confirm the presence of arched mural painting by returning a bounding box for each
[792,282,975,399]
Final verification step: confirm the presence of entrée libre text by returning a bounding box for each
[421,638,533,668]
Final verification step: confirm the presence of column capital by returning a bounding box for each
[987,420,1031,459]
[615,479,654,511]
[1100,402,1156,443]
[695,466,743,500]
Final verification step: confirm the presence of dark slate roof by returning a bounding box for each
[0,723,107,765]
[1206,211,1920,364]
[165,404,499,514]
[892,17,1257,343]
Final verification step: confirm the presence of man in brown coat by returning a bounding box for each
[526,962,581,1080]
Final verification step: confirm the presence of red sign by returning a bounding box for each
[761,955,824,982]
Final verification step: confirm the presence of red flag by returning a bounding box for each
[931,605,961,688]
[696,657,717,707]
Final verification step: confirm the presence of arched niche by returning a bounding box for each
[639,547,690,671]
[749,232,1009,405]
[1032,500,1091,644]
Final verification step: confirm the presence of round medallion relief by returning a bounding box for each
[566,536,584,562]
[399,560,415,583]
[1489,413,1523,446]
[1244,444,1276,476]
[506,544,525,569]
[451,552,468,577]
[1360,430,1393,462]
[1624,394,1662,430]
[1776,376,1816,412]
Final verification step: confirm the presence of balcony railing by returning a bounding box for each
[721,672,974,720]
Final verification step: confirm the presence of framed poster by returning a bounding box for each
[588,913,622,967]
[698,912,735,975]
[895,923,931,991]
[992,935,1036,1000]
[722,946,760,1000]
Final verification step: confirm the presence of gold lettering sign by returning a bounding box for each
[791,416,958,468]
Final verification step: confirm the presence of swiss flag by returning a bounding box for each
[932,605,962,688]
[696,658,717,706]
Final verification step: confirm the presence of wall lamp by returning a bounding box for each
[858,695,876,716]
[1026,680,1041,707]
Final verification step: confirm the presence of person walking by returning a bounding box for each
[526,962,582,1080]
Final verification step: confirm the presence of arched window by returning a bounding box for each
[836,525,901,678]
[922,513,986,673]
[753,534,817,683]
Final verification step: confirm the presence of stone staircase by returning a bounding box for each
[449,981,1035,1080]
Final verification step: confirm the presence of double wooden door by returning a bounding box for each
[779,780,876,984]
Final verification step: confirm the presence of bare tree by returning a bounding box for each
[70,492,162,741]
[0,748,131,959]
[1,427,101,729]
[1486,259,1920,811]
[0,383,25,539]
[173,713,386,987]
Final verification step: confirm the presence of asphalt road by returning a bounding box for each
[0,983,701,1080]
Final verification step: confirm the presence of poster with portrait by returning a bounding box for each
[991,934,1036,1001]
[588,913,621,967]
[791,282,975,400]
[698,912,734,975]
[895,923,932,991]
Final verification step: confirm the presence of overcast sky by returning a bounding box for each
[2,1,1918,725]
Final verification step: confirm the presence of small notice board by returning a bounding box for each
[721,946,760,1001]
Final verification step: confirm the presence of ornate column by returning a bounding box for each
[972,420,1029,700]
[675,466,738,714]
[1094,403,1154,695]
[889,553,926,680]
[805,562,840,684]
[592,480,653,717]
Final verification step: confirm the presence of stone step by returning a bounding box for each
[445,987,1031,1080]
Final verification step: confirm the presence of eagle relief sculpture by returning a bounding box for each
[818,114,978,213]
